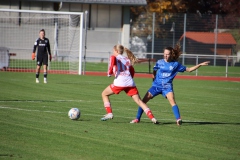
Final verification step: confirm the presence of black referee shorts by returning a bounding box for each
[37,54,48,66]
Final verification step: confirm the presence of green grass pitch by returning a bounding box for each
[0,72,239,160]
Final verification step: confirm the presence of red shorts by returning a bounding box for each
[110,84,139,96]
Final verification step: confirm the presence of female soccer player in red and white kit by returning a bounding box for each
[101,44,159,124]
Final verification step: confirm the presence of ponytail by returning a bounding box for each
[173,43,182,60]
[124,47,138,65]
[114,44,138,65]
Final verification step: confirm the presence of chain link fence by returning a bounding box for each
[129,12,240,68]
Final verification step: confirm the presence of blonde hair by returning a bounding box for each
[114,44,138,65]
[165,43,182,61]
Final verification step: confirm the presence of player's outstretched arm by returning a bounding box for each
[186,61,210,72]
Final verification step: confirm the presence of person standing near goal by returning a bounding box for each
[101,44,159,124]
[130,44,210,125]
[32,29,52,83]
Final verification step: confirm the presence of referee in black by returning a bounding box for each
[32,29,52,83]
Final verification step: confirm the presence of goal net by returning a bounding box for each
[0,9,84,75]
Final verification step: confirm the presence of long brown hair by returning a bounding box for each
[165,43,182,61]
[114,44,138,65]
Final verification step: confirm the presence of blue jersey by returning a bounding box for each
[152,59,186,86]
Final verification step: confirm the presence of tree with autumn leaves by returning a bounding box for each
[143,0,240,15]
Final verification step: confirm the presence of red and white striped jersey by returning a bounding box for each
[108,55,135,87]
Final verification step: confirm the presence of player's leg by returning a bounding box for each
[166,92,182,125]
[36,65,41,83]
[131,86,161,123]
[131,94,159,124]
[101,85,115,121]
[126,87,158,124]
[36,55,44,83]
[43,55,48,83]
[43,65,48,83]
[130,91,153,123]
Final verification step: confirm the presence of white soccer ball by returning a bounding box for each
[68,108,80,120]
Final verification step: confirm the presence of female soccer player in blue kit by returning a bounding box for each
[130,44,210,125]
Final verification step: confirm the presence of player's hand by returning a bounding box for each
[32,53,35,60]
[200,61,210,66]
[49,55,52,62]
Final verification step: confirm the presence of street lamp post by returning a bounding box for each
[170,22,175,48]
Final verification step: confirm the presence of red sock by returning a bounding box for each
[104,102,112,114]
[144,108,154,119]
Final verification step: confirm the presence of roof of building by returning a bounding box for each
[28,0,147,5]
[180,32,237,45]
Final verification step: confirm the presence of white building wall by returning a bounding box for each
[0,0,131,61]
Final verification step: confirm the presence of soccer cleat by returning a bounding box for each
[101,113,113,121]
[44,79,47,84]
[177,119,182,126]
[36,78,39,83]
[151,118,159,124]
[130,119,139,124]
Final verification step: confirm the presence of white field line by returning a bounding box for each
[0,105,239,122]
[0,106,185,122]
[0,99,238,107]
[0,106,64,113]
[0,98,239,114]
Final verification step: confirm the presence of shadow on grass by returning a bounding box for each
[184,121,240,125]
[122,121,240,126]
[0,154,22,158]
[75,119,92,122]
[161,121,240,125]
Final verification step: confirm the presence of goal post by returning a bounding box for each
[0,9,84,75]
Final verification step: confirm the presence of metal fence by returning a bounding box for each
[129,12,240,67]
[81,51,240,77]
[135,53,239,77]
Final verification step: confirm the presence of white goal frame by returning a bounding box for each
[0,9,84,75]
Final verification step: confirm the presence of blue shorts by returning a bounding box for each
[148,84,173,98]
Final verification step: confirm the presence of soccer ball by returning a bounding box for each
[68,108,80,120]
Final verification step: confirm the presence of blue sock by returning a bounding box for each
[172,105,181,120]
[136,106,144,121]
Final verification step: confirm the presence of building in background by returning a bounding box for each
[179,32,237,66]
[179,32,237,55]
[0,0,147,61]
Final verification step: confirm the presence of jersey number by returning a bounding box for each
[117,60,129,72]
